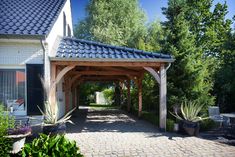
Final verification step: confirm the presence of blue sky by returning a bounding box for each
[71,0,235,27]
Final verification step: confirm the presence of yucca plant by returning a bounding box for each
[171,100,208,122]
[38,78,75,126]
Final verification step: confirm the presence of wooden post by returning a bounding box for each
[138,78,142,117]
[159,64,167,131]
[50,63,56,113]
[74,88,77,109]
[127,80,131,112]
[65,77,70,112]
[71,88,75,108]
[77,85,80,109]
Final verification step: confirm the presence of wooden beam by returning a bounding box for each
[53,65,75,86]
[159,64,167,131]
[95,66,141,73]
[52,61,161,67]
[144,67,160,84]
[138,77,143,117]
[70,70,140,76]
[127,79,131,112]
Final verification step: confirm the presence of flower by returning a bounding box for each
[8,125,31,135]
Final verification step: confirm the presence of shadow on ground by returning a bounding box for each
[66,106,183,139]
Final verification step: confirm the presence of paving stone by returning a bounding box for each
[66,106,235,157]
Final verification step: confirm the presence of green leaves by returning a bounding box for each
[21,134,83,157]
[0,136,13,157]
[0,103,15,137]
[74,0,147,48]
[171,100,208,122]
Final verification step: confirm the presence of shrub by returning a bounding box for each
[200,119,217,131]
[103,88,114,105]
[0,136,12,157]
[166,119,174,132]
[0,103,15,136]
[22,134,83,157]
[141,111,159,126]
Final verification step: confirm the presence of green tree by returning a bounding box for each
[214,20,235,112]
[162,0,215,108]
[137,20,164,52]
[74,0,147,48]
[186,1,232,56]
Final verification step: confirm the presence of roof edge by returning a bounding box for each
[49,57,175,63]
[0,34,46,40]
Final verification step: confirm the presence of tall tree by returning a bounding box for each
[74,0,147,48]
[185,0,232,57]
[214,18,235,112]
[162,0,215,107]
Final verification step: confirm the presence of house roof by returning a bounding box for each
[0,0,66,38]
[52,37,174,62]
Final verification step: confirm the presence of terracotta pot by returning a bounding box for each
[43,123,66,135]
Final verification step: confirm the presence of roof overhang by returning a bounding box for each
[50,57,175,63]
[0,34,46,40]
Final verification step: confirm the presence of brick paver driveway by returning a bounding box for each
[66,106,235,157]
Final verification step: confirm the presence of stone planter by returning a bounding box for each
[5,132,31,154]
[43,123,66,136]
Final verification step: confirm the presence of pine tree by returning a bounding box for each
[162,0,215,107]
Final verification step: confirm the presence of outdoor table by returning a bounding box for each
[221,113,235,118]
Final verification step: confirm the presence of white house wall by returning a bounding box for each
[0,41,43,65]
[46,0,73,55]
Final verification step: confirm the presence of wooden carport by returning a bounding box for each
[49,37,174,131]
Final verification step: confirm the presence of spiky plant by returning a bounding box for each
[171,100,208,122]
[38,78,75,126]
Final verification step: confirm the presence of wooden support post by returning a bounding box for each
[127,80,131,112]
[50,63,56,113]
[138,78,143,117]
[77,85,80,109]
[71,88,75,108]
[159,64,167,131]
[74,88,77,109]
[65,77,70,113]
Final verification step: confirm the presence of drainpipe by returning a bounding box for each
[40,39,46,103]
[40,39,46,66]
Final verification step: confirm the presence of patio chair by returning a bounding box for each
[225,117,235,137]
[208,106,225,127]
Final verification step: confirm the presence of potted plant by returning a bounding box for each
[39,78,75,135]
[171,100,208,136]
[6,125,32,154]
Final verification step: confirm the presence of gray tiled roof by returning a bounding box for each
[55,37,173,61]
[0,0,66,36]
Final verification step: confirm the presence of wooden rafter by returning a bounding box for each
[70,70,140,76]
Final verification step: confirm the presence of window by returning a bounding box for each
[67,25,71,37]
[63,12,67,36]
[0,69,26,112]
